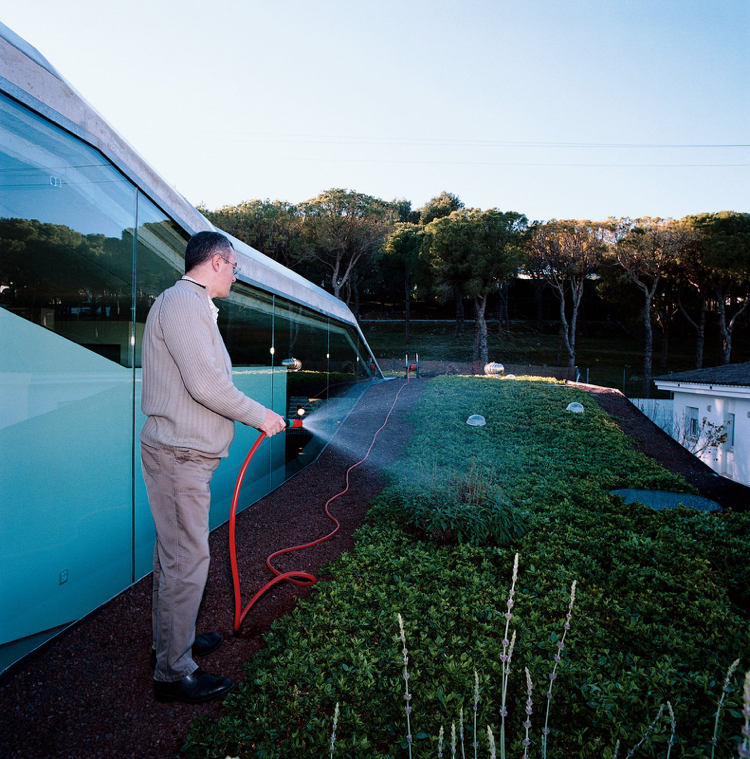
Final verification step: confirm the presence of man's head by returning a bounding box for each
[184,231,237,299]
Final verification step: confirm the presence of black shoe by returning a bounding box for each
[154,669,234,704]
[193,632,223,658]
[150,632,223,667]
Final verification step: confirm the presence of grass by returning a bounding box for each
[184,376,750,759]
[363,319,745,395]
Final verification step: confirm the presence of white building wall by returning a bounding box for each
[631,398,674,434]
[668,387,750,487]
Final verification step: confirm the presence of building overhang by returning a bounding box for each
[0,22,359,331]
[654,380,750,400]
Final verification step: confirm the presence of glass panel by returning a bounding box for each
[133,194,188,578]
[213,282,277,523]
[0,94,134,653]
[272,299,331,481]
[323,320,378,446]
[0,93,137,367]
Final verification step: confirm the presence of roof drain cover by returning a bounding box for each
[466,414,486,426]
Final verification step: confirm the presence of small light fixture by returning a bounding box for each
[270,346,275,355]
[297,407,306,417]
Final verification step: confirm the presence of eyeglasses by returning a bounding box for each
[219,255,239,277]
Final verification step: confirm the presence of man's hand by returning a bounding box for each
[259,409,286,437]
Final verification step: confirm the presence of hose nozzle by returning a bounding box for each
[284,418,304,429]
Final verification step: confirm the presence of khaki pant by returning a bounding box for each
[141,443,221,682]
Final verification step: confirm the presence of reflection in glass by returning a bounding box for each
[0,92,137,367]
[0,93,135,658]
[274,300,331,476]
[132,195,188,575]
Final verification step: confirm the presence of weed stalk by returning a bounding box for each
[522,667,533,759]
[739,670,750,758]
[487,726,497,759]
[473,670,480,759]
[499,553,519,759]
[712,658,740,758]
[541,580,577,759]
[329,702,339,759]
[666,701,676,759]
[398,613,413,759]
[626,703,664,758]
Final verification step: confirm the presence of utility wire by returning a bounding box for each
[151,128,750,150]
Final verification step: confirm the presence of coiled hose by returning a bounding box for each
[228,379,409,632]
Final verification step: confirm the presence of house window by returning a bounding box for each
[686,406,700,441]
[726,413,735,449]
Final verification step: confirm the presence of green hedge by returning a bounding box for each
[184,377,750,759]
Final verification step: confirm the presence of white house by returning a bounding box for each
[654,362,750,487]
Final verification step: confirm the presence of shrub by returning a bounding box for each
[370,467,528,546]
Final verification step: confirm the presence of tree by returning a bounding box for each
[392,198,421,224]
[299,189,396,302]
[615,217,693,397]
[674,228,712,369]
[424,208,526,365]
[382,223,424,344]
[418,191,464,225]
[200,199,306,271]
[524,220,605,369]
[418,192,466,337]
[684,212,750,364]
[653,273,680,370]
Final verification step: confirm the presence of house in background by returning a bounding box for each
[654,362,750,487]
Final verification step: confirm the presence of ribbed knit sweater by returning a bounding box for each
[140,279,267,457]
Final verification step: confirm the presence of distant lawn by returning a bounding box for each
[363,320,708,395]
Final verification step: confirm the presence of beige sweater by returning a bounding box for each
[140,279,267,457]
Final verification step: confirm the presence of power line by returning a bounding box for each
[153,128,750,150]
[245,154,750,169]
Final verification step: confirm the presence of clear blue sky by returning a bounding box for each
[4,0,749,221]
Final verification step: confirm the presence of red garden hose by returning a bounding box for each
[228,380,409,632]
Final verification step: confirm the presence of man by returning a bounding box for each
[140,231,286,703]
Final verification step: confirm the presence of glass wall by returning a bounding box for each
[0,92,137,656]
[0,91,380,671]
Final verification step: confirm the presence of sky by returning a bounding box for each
[3,0,749,221]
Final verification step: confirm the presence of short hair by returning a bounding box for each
[185,231,234,273]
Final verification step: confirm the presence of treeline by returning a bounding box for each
[200,190,750,396]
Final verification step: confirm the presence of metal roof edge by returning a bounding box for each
[0,26,362,330]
